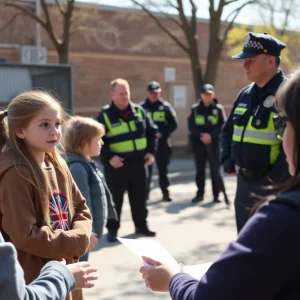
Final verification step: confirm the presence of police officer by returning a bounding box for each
[222,32,290,233]
[96,78,157,242]
[188,84,225,203]
[141,81,178,202]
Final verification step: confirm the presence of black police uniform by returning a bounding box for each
[222,32,289,232]
[188,98,225,202]
[96,101,157,241]
[141,95,178,201]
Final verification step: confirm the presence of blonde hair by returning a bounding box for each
[63,116,105,155]
[0,90,74,227]
[110,78,129,91]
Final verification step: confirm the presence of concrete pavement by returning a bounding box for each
[84,171,238,300]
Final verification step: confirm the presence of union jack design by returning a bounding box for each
[49,191,70,231]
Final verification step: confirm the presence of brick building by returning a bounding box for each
[0,3,264,146]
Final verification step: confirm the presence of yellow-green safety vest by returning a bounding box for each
[103,108,147,154]
[147,111,167,124]
[194,109,219,125]
[232,106,281,164]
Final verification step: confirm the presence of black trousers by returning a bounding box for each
[235,172,271,233]
[147,141,172,197]
[192,140,220,198]
[105,160,148,231]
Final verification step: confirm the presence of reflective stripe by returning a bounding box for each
[103,107,147,153]
[103,108,144,137]
[109,138,147,153]
[234,107,247,115]
[194,109,218,125]
[153,111,166,123]
[194,109,205,125]
[233,111,281,164]
[208,115,218,125]
[233,128,279,144]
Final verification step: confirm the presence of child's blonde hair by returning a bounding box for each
[0,90,74,227]
[63,116,105,155]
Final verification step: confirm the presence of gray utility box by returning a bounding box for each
[0,63,73,113]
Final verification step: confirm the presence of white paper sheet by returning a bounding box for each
[117,238,178,266]
[117,238,212,280]
[183,262,213,280]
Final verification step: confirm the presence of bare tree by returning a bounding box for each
[131,0,257,99]
[256,0,300,36]
[1,0,75,63]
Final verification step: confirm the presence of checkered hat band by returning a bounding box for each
[244,40,264,50]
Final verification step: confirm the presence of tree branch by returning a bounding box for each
[131,0,189,52]
[189,0,197,34]
[224,0,242,5]
[165,0,179,11]
[0,11,23,32]
[153,6,183,29]
[221,0,257,46]
[55,0,66,15]
[40,0,60,48]
[3,1,47,27]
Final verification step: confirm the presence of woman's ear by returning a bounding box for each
[15,128,25,139]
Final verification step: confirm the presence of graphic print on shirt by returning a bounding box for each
[49,191,70,231]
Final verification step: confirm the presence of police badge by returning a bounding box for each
[263,95,274,108]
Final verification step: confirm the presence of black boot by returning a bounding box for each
[162,193,172,202]
[191,195,204,203]
[107,229,118,242]
[135,226,156,237]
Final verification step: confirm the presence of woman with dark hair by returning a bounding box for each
[140,69,300,300]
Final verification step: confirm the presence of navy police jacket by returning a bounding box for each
[221,70,288,182]
[188,99,225,143]
[141,98,178,143]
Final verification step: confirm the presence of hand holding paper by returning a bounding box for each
[117,238,213,292]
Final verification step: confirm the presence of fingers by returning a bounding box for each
[81,281,95,289]
[142,256,159,267]
[84,274,99,282]
[84,266,98,274]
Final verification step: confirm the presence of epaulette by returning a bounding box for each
[191,102,198,108]
[101,104,110,111]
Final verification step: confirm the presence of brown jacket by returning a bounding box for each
[0,151,92,300]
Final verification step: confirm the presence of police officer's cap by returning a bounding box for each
[147,81,161,92]
[201,84,214,94]
[232,32,286,59]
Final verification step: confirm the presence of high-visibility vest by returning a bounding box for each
[232,107,281,164]
[102,108,147,154]
[194,109,219,125]
[147,111,167,124]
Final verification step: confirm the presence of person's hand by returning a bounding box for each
[109,155,124,168]
[223,158,236,174]
[156,132,163,139]
[65,261,98,289]
[200,133,212,145]
[87,232,98,252]
[139,256,183,292]
[144,153,155,166]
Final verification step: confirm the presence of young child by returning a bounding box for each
[0,91,93,300]
[63,116,117,261]
[0,232,98,300]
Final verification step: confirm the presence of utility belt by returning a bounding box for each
[239,167,269,179]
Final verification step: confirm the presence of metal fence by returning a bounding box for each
[0,63,73,113]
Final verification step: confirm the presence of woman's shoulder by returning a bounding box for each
[242,198,300,243]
